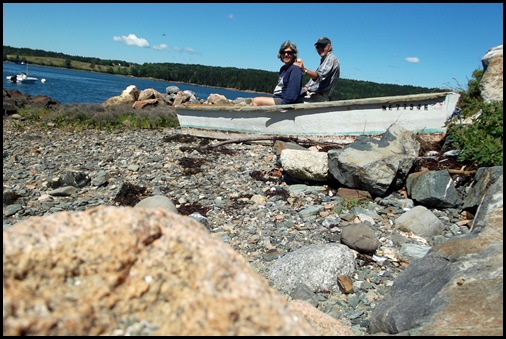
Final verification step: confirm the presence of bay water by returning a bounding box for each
[3,62,262,105]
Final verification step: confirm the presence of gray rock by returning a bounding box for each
[134,195,177,213]
[399,243,431,261]
[290,283,319,307]
[394,205,444,240]
[280,149,328,182]
[48,186,78,196]
[328,123,419,197]
[267,243,355,293]
[341,223,380,254]
[406,170,462,208]
[462,166,503,213]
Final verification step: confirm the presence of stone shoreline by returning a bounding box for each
[1,119,482,335]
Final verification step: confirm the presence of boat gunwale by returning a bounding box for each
[174,91,458,112]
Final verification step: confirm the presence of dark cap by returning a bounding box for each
[314,37,331,46]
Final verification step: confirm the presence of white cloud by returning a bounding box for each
[184,47,196,54]
[113,34,199,55]
[405,57,420,63]
[153,44,168,51]
[166,46,198,55]
[113,34,149,48]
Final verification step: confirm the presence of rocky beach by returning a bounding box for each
[3,112,503,335]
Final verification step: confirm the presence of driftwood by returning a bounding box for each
[197,135,346,150]
[199,136,283,149]
[448,169,476,175]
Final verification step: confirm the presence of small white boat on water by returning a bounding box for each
[5,62,39,84]
[174,91,460,142]
[6,72,39,84]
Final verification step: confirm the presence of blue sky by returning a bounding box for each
[3,3,503,89]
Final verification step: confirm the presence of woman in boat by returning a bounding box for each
[295,36,340,102]
[250,41,303,106]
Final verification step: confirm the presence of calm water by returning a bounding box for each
[3,62,261,104]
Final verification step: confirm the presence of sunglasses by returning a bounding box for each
[315,44,326,49]
[281,50,294,55]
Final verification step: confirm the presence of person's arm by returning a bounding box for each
[303,68,317,81]
[295,59,317,82]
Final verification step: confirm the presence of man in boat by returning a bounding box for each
[295,37,340,102]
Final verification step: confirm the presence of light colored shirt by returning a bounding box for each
[305,52,340,97]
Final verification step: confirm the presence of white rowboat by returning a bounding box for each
[175,92,460,141]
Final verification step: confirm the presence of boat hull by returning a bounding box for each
[19,78,38,84]
[175,92,460,138]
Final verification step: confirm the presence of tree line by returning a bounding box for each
[3,45,445,100]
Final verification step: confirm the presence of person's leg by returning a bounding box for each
[251,96,277,106]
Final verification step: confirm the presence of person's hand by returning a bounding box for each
[294,58,304,70]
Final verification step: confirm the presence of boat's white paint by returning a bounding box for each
[175,92,460,137]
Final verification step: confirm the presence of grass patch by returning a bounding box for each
[16,103,180,131]
[334,197,370,214]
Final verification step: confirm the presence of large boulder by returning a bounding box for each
[328,123,419,197]
[368,175,503,335]
[480,45,503,103]
[3,89,60,115]
[102,85,140,107]
[3,206,318,336]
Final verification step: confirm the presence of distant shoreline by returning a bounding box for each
[137,74,270,96]
[3,60,271,97]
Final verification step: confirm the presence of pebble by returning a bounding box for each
[2,122,471,335]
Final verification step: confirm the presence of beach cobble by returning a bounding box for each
[3,120,471,335]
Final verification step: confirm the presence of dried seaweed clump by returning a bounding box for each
[162,134,198,143]
[178,157,207,175]
[113,182,148,206]
[249,169,283,183]
[3,191,18,206]
[179,144,236,156]
[264,186,290,200]
[177,202,210,216]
